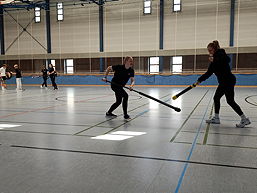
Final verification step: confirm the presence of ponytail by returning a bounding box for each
[207,40,220,52]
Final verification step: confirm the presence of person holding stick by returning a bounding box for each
[195,40,250,128]
[13,64,24,91]
[0,64,7,90]
[102,56,135,119]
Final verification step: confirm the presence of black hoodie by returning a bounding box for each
[198,48,236,86]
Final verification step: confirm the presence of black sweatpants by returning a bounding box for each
[108,84,128,115]
[213,84,243,116]
[42,76,48,87]
[50,75,57,89]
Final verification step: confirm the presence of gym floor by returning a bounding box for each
[0,86,256,193]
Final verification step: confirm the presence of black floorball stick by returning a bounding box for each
[172,83,197,100]
[106,80,181,112]
[32,76,41,78]
[32,75,49,79]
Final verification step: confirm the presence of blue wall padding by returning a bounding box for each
[7,74,257,86]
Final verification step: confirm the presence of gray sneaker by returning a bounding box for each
[236,118,251,128]
[206,117,220,124]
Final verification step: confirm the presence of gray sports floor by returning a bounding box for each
[0,85,256,193]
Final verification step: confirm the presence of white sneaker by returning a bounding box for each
[40,85,43,88]
[236,118,251,128]
[206,117,220,124]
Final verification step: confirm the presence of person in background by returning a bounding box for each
[48,64,58,90]
[13,64,24,91]
[195,40,250,128]
[41,65,48,89]
[0,64,7,90]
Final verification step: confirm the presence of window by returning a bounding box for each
[57,2,64,21]
[51,60,56,69]
[171,56,182,73]
[173,0,181,12]
[144,0,151,14]
[65,59,74,74]
[34,7,41,23]
[46,60,56,69]
[149,57,159,74]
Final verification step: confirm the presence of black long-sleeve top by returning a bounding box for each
[198,49,236,86]
[15,69,22,78]
[41,68,48,77]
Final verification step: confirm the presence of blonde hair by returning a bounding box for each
[207,40,220,52]
[123,56,133,64]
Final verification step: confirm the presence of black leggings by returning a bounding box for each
[42,76,47,87]
[213,84,243,116]
[108,85,128,115]
[50,75,57,89]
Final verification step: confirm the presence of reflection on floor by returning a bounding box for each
[0,86,256,193]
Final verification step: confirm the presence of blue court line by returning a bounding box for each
[174,91,213,193]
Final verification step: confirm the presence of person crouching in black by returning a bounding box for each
[102,56,135,120]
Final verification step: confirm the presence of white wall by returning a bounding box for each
[51,4,99,54]
[2,0,257,56]
[4,9,46,55]
[164,0,231,50]
[234,0,257,47]
[104,0,159,52]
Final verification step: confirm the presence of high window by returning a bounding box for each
[149,57,159,74]
[171,56,182,73]
[34,7,41,23]
[57,2,64,21]
[173,0,181,12]
[144,0,151,14]
[65,59,74,74]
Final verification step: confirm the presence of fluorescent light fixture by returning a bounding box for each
[92,134,133,141]
[111,131,146,136]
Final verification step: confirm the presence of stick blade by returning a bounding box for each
[172,95,178,100]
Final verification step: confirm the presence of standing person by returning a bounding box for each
[195,40,250,128]
[48,64,58,90]
[13,64,23,91]
[0,64,7,90]
[102,56,135,119]
[41,65,48,88]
